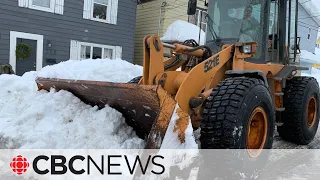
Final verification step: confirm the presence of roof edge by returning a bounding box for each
[299,0,320,27]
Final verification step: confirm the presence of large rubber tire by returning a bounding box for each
[278,76,320,145]
[200,77,275,149]
[128,76,142,83]
[199,77,275,179]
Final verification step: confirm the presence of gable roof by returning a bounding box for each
[299,0,320,27]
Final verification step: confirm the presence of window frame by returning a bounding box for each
[91,0,111,23]
[196,9,208,32]
[78,41,116,60]
[189,8,208,32]
[28,0,55,13]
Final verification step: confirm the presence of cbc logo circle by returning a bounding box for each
[10,155,30,175]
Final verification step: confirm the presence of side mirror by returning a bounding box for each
[187,0,197,15]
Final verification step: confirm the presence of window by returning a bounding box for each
[18,0,64,14]
[80,43,114,60]
[308,28,311,40]
[189,8,208,32]
[29,0,55,12]
[83,0,118,24]
[32,0,51,8]
[70,40,122,60]
[93,0,108,21]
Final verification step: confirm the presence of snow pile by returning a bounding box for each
[160,104,198,149]
[0,59,145,149]
[0,58,198,150]
[0,88,144,149]
[160,20,206,45]
[23,58,143,83]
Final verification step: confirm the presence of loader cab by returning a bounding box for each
[268,0,300,64]
[189,0,300,64]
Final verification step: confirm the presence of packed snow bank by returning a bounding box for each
[0,88,144,149]
[0,59,145,149]
[0,58,198,149]
[160,104,198,149]
[23,58,143,83]
[160,20,206,45]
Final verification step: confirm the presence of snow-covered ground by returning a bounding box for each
[0,59,147,149]
[0,58,198,150]
[2,54,320,149]
[2,45,320,179]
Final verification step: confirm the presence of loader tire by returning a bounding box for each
[200,77,275,149]
[128,76,142,83]
[199,77,275,179]
[278,76,320,145]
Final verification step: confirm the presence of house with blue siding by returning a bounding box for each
[0,0,137,76]
[297,1,320,54]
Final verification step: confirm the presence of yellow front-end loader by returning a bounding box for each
[36,0,320,158]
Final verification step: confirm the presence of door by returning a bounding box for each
[15,38,37,76]
[10,31,43,75]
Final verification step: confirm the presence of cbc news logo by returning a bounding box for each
[10,155,30,175]
[8,154,166,176]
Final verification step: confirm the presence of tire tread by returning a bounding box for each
[278,76,320,145]
[200,77,266,149]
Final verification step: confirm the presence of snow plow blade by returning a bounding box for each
[35,77,177,149]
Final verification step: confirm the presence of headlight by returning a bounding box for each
[239,44,257,54]
[242,45,252,53]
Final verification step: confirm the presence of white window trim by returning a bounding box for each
[28,0,55,13]
[83,0,118,24]
[193,8,208,32]
[79,41,116,60]
[9,31,44,73]
[19,0,64,14]
[91,0,111,23]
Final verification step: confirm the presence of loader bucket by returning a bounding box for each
[35,77,177,149]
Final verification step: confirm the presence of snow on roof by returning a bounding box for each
[299,0,320,26]
[160,20,206,45]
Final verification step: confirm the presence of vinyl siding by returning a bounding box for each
[133,1,162,65]
[161,0,189,33]
[134,0,207,65]
[0,0,137,66]
[162,0,207,35]
[297,4,319,54]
